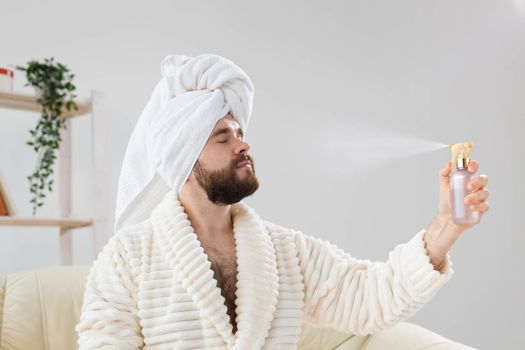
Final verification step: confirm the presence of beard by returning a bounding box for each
[193,154,259,205]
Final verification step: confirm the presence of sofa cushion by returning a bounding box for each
[0,265,89,350]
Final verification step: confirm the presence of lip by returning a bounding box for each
[236,160,252,168]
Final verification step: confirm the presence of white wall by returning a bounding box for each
[1,0,523,348]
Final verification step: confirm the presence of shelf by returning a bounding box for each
[0,89,109,265]
[0,216,92,229]
[0,90,91,118]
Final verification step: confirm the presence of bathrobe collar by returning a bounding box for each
[150,190,280,349]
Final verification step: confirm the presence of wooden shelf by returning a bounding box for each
[0,216,92,229]
[0,88,109,264]
[0,90,91,118]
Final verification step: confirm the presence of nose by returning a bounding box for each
[234,138,251,156]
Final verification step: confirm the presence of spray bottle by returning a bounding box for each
[448,142,481,225]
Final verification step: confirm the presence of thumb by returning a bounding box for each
[440,161,452,189]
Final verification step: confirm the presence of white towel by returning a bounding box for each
[114,54,255,233]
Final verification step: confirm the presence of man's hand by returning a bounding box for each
[423,159,490,272]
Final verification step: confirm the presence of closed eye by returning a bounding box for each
[212,126,244,142]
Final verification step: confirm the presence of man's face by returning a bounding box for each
[191,114,259,204]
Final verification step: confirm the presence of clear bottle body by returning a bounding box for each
[450,168,481,225]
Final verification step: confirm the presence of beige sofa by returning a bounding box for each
[0,266,476,350]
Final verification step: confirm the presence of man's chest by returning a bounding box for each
[204,244,238,291]
[201,241,239,332]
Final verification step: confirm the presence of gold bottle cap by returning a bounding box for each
[448,141,473,170]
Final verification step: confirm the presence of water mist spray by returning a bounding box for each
[448,142,481,225]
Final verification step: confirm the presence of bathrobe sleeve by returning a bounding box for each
[292,228,454,336]
[75,235,143,349]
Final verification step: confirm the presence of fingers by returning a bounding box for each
[469,201,490,214]
[467,159,479,173]
[464,189,490,204]
[467,174,489,191]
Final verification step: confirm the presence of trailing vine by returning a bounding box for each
[15,57,78,215]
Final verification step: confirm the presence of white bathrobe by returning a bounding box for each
[76,190,454,349]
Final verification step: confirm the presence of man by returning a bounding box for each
[76,54,490,349]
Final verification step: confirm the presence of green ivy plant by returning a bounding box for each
[15,57,78,215]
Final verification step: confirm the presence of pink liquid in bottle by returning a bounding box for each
[450,167,480,225]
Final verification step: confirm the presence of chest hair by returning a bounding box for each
[205,245,239,334]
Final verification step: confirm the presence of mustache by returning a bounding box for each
[234,154,254,166]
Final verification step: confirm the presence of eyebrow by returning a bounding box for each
[211,127,244,138]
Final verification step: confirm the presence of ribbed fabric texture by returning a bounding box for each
[76,191,454,349]
[288,226,453,336]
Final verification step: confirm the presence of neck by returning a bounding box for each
[178,183,234,242]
